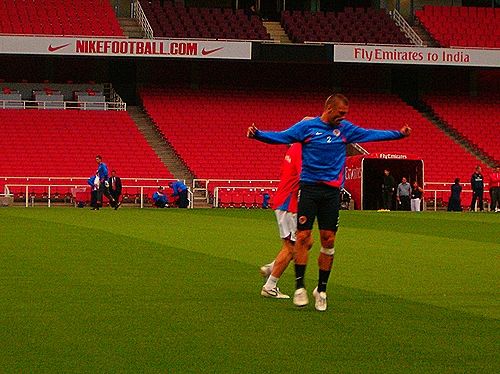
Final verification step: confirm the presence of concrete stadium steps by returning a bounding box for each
[263,21,290,43]
[118,17,145,39]
[127,105,195,185]
[411,23,440,47]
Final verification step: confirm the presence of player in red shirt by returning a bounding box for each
[488,166,500,212]
[260,142,302,298]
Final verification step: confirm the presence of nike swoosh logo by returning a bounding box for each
[48,43,70,52]
[201,47,223,56]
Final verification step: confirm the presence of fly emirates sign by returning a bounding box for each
[334,45,499,67]
[0,36,252,60]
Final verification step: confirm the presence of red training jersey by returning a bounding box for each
[271,143,302,213]
[489,171,500,188]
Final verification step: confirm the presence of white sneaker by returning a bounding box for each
[261,286,290,299]
[313,287,327,312]
[293,288,309,307]
[259,264,272,278]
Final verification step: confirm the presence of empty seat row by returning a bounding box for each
[0,109,173,179]
[140,0,270,40]
[217,188,276,208]
[281,8,411,44]
[415,5,499,48]
[0,0,124,37]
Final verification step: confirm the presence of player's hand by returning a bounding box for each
[400,124,412,137]
[104,180,109,188]
[247,123,258,138]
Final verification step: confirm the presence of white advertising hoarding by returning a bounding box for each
[334,45,500,67]
[0,36,252,60]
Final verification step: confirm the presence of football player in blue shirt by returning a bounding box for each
[247,94,411,311]
[95,155,119,209]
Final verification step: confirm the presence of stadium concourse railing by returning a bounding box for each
[2,177,193,209]
[0,100,126,111]
[192,178,280,204]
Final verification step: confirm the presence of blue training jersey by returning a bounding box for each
[97,162,109,183]
[170,181,187,196]
[255,117,403,187]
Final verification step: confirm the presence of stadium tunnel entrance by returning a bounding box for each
[345,153,424,210]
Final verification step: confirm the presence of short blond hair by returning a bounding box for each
[324,94,349,109]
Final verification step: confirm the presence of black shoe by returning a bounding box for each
[114,202,121,210]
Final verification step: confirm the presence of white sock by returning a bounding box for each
[264,275,279,290]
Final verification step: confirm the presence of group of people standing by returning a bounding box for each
[463,165,500,212]
[86,155,190,210]
[382,169,423,211]
[381,165,500,213]
[448,166,500,212]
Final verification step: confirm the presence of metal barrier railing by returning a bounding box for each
[193,178,280,203]
[132,0,154,39]
[390,8,424,46]
[3,183,193,209]
[0,100,126,111]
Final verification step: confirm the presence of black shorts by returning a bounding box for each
[297,183,340,232]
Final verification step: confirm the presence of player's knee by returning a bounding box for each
[296,230,310,242]
[320,231,335,249]
[296,230,313,250]
[320,236,335,249]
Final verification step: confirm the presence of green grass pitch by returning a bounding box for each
[0,207,499,373]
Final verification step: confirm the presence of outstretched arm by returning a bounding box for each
[247,121,307,145]
[347,123,411,143]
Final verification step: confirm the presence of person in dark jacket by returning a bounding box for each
[382,168,396,210]
[470,166,484,211]
[108,170,122,210]
[448,178,463,212]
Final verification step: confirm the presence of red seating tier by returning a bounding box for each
[140,0,270,40]
[281,8,411,44]
[0,110,172,179]
[140,88,489,184]
[415,5,499,48]
[0,0,124,37]
[423,94,500,163]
